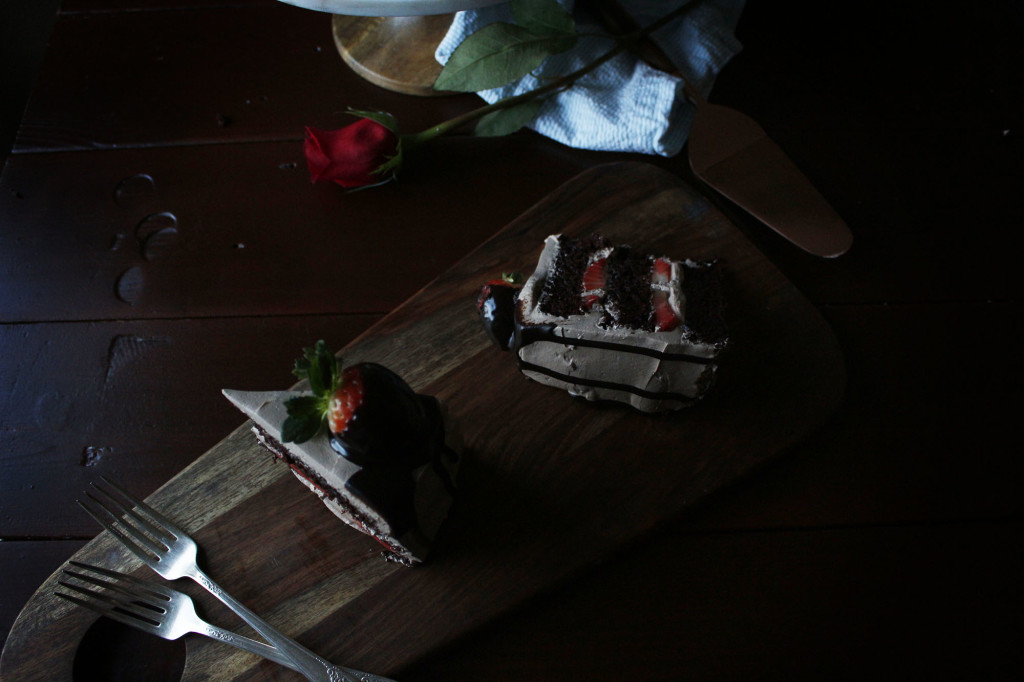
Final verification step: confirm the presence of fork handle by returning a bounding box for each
[199,623,395,682]
[188,566,359,682]
[200,622,301,671]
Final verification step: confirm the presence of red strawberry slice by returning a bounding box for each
[581,257,607,309]
[652,257,672,285]
[582,258,607,290]
[327,365,365,434]
[653,291,680,331]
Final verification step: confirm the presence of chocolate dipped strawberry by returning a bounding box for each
[283,341,440,470]
[477,272,522,351]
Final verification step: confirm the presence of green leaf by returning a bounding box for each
[347,109,398,132]
[512,0,575,38]
[284,394,322,418]
[292,355,311,381]
[314,341,335,393]
[435,22,575,93]
[282,395,325,443]
[475,99,544,137]
[292,340,339,397]
[374,144,404,179]
[306,356,325,396]
[282,413,323,443]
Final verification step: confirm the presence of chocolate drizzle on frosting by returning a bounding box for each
[517,359,700,403]
[515,322,713,364]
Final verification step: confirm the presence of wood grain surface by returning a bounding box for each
[1,162,843,680]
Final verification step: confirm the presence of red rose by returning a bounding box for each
[304,117,400,189]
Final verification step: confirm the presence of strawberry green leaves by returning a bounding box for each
[282,396,324,444]
[434,0,577,94]
[292,339,339,395]
[283,340,339,444]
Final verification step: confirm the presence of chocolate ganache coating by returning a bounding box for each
[329,363,438,469]
[478,283,521,351]
[331,363,456,537]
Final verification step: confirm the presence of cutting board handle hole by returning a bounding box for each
[73,617,186,681]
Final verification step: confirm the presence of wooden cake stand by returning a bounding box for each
[281,0,506,96]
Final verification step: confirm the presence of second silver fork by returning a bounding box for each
[79,477,371,682]
[57,561,302,671]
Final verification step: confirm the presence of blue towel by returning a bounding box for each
[436,0,745,156]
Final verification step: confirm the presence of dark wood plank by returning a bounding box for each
[13,3,482,153]
[0,0,59,166]
[0,137,592,323]
[0,541,86,653]
[0,314,380,538]
[0,163,845,680]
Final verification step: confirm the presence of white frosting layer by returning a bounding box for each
[222,388,459,564]
[516,235,724,413]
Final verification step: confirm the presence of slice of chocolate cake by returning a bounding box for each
[479,234,728,412]
[223,342,460,566]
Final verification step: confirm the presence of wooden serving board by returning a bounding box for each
[1,163,845,681]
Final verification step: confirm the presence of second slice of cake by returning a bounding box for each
[479,234,728,412]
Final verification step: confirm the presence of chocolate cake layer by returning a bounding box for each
[604,246,654,330]
[538,234,609,317]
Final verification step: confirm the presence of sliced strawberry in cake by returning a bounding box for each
[652,291,681,331]
[652,257,672,285]
[581,256,607,310]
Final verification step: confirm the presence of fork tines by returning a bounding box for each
[56,562,170,629]
[77,477,178,565]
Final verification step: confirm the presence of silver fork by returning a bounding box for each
[55,562,393,681]
[79,477,374,682]
[56,561,298,671]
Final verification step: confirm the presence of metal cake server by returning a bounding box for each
[685,86,853,258]
[594,0,853,258]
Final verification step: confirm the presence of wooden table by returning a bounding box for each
[2,1,1021,679]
